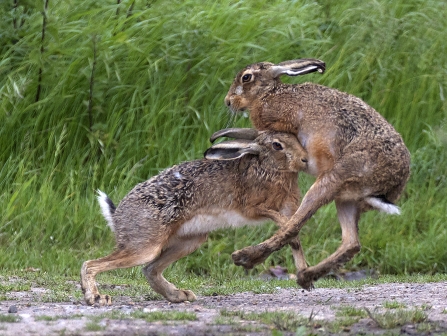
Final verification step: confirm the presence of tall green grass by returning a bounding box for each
[0,0,446,277]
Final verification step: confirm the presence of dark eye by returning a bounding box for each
[242,74,252,83]
[272,142,283,151]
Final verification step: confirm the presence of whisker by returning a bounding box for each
[225,111,236,128]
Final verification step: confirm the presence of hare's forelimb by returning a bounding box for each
[143,234,207,303]
[255,205,309,274]
[232,173,338,270]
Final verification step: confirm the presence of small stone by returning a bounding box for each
[8,305,18,313]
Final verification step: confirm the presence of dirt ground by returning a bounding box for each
[1,281,447,335]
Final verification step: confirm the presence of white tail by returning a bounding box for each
[96,190,115,231]
[365,197,401,215]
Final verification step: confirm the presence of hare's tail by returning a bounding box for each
[96,190,116,231]
[365,196,400,215]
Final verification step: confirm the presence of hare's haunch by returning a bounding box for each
[225,59,410,289]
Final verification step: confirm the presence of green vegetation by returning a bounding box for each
[365,308,427,329]
[84,321,105,332]
[216,306,441,334]
[34,314,85,321]
[219,310,308,332]
[0,314,21,323]
[1,272,445,305]
[94,309,197,322]
[0,0,446,284]
[129,310,197,322]
[335,306,368,318]
[383,301,407,309]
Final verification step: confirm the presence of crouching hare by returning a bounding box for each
[225,58,411,289]
[81,129,308,305]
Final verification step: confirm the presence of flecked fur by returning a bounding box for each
[81,131,308,305]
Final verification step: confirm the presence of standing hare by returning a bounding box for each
[224,58,411,289]
[81,129,308,305]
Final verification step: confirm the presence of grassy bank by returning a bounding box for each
[0,0,446,279]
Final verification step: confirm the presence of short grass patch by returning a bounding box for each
[84,321,105,332]
[365,308,427,329]
[334,305,368,318]
[383,300,407,309]
[220,309,307,332]
[95,309,197,322]
[325,316,362,333]
[0,314,21,323]
[0,283,31,293]
[130,310,197,322]
[35,314,85,321]
[213,315,262,333]
[1,271,447,304]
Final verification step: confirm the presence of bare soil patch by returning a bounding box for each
[1,281,447,335]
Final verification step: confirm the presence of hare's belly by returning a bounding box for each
[177,210,267,236]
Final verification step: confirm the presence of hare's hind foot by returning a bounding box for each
[231,244,272,269]
[84,292,112,306]
[165,289,197,303]
[296,269,315,291]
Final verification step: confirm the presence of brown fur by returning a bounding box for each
[81,131,308,305]
[225,59,410,289]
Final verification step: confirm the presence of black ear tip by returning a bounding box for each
[317,61,326,73]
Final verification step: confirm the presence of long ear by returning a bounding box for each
[210,128,258,143]
[269,58,325,78]
[204,140,261,160]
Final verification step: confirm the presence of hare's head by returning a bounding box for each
[205,128,308,173]
[224,59,325,113]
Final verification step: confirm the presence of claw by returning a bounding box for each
[85,293,112,306]
[232,244,271,269]
[297,270,315,291]
[166,289,197,303]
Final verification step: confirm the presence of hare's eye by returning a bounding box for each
[272,142,283,151]
[242,74,252,83]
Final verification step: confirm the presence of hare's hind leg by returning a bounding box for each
[81,244,163,306]
[142,234,207,303]
[297,200,361,289]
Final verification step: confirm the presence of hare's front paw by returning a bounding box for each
[232,245,270,269]
[296,269,315,291]
[84,293,112,306]
[166,289,197,303]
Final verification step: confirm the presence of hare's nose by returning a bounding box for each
[224,95,231,107]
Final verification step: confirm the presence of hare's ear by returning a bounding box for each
[204,140,261,160]
[269,59,325,78]
[210,128,258,143]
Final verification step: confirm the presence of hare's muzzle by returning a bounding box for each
[225,95,231,107]
[224,95,246,114]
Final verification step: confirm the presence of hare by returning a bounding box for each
[81,129,309,305]
[224,58,411,289]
